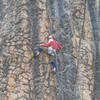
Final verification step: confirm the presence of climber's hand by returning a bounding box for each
[40,44,43,46]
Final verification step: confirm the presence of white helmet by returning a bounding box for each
[48,35,54,39]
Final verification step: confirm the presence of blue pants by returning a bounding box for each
[38,47,43,53]
[51,62,57,69]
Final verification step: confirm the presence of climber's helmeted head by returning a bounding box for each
[48,35,54,40]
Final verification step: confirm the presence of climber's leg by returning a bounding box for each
[51,61,56,72]
[52,51,58,72]
[49,54,57,72]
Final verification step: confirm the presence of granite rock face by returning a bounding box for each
[0,0,98,100]
[88,0,100,100]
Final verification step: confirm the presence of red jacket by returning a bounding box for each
[40,39,62,51]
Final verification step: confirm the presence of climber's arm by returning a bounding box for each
[40,42,50,47]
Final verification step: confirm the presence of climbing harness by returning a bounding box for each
[48,47,55,56]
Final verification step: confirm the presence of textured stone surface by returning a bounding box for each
[71,1,95,100]
[0,0,98,100]
[88,0,100,100]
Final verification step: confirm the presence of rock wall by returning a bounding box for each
[71,0,95,100]
[0,0,96,100]
[88,0,100,99]
[0,0,33,99]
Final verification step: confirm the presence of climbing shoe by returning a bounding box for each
[34,51,40,59]
[52,68,56,72]
[50,62,56,72]
[33,48,43,59]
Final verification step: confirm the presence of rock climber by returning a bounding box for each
[33,34,62,72]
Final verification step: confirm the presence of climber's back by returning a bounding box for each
[40,35,62,51]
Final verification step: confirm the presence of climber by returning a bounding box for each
[33,34,62,72]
